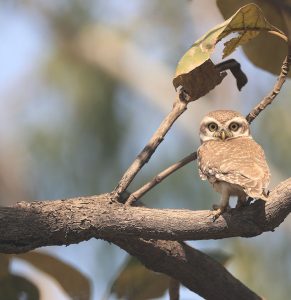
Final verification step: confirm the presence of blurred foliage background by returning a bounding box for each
[0,0,290,299]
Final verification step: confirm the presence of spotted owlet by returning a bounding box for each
[197,110,270,219]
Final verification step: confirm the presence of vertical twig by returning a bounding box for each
[114,93,189,197]
[169,278,180,300]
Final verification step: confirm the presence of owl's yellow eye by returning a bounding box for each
[208,122,218,132]
[229,122,240,131]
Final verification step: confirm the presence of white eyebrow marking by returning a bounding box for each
[225,117,247,126]
[200,117,222,127]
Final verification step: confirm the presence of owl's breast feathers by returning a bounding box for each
[197,137,270,199]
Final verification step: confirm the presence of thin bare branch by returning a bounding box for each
[126,152,197,205]
[114,94,188,197]
[246,50,291,123]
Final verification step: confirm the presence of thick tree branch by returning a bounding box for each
[0,178,290,254]
[112,238,261,300]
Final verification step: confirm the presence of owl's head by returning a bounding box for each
[199,110,251,143]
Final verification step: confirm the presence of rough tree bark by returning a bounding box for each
[0,178,290,253]
[0,178,290,299]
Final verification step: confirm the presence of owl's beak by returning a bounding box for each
[213,129,232,140]
[219,129,227,140]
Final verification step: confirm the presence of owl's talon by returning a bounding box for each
[209,206,227,221]
[211,208,222,221]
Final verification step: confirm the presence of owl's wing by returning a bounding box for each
[214,168,269,199]
[198,138,270,198]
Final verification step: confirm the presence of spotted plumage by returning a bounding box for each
[197,110,270,219]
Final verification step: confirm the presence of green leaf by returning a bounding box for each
[173,3,287,96]
[109,256,169,300]
[217,0,290,76]
[0,274,39,300]
[14,252,90,300]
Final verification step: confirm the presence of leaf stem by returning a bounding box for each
[268,30,288,42]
